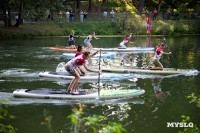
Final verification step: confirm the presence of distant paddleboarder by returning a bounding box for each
[84,32,100,52]
[67,30,79,49]
[118,33,135,49]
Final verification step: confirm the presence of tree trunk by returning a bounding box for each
[107,0,108,10]
[8,7,12,26]
[88,0,91,11]
[74,0,77,14]
[15,2,23,27]
[96,0,100,19]
[2,7,8,27]
[132,0,135,6]
[158,2,162,12]
[139,0,144,13]
[77,0,81,10]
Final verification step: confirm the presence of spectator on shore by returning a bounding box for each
[79,10,84,23]
[66,10,70,22]
[46,9,51,22]
[103,10,107,20]
[26,12,29,23]
[6,10,8,19]
[70,10,74,23]
[110,10,115,22]
[153,9,158,20]
[166,8,171,20]
[15,15,18,23]
[174,10,179,20]
[142,8,146,20]
[59,11,63,21]
[84,10,88,22]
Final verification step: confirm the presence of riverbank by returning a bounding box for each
[0,20,199,39]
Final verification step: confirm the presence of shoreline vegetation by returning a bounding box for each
[0,20,199,39]
[1,0,200,39]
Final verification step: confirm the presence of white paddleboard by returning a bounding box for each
[39,71,135,80]
[93,47,154,52]
[102,68,192,75]
[13,89,145,99]
[62,53,116,58]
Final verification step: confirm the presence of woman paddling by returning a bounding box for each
[148,38,171,70]
[84,32,100,52]
[67,30,79,49]
[65,50,100,94]
[118,33,135,49]
[75,45,100,76]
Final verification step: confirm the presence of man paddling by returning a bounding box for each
[65,51,100,95]
[148,38,171,70]
[118,33,135,49]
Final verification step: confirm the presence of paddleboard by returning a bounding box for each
[39,71,135,80]
[102,68,191,75]
[93,47,154,52]
[62,53,116,58]
[13,89,145,99]
[49,47,87,52]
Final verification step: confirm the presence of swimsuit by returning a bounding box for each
[119,37,130,48]
[65,55,86,75]
[153,47,163,67]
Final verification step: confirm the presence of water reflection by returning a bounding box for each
[152,78,171,102]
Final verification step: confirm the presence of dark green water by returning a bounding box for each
[0,36,200,133]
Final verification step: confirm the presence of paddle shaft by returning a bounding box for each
[98,50,101,97]
[93,39,99,45]
[131,35,137,48]
[75,36,80,45]
[163,36,177,69]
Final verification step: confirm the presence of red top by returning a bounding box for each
[154,47,163,60]
[75,51,82,57]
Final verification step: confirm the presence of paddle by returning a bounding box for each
[98,49,101,98]
[74,36,80,45]
[130,33,138,48]
[162,35,177,70]
[92,39,99,45]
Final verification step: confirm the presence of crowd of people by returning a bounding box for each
[45,9,116,23]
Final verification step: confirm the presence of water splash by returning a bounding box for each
[56,62,67,72]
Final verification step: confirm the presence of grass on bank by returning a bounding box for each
[0,20,200,39]
[0,22,123,39]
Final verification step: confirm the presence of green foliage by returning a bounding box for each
[187,93,200,108]
[67,103,127,133]
[179,94,200,133]
[0,99,17,133]
[40,109,53,133]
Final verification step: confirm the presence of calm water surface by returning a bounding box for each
[0,36,200,133]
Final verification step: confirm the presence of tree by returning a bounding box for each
[77,0,81,10]
[88,0,92,10]
[0,0,13,27]
[139,0,144,12]
[96,0,100,19]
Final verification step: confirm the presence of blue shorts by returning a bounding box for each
[84,39,88,45]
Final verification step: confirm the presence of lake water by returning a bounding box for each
[0,36,199,133]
